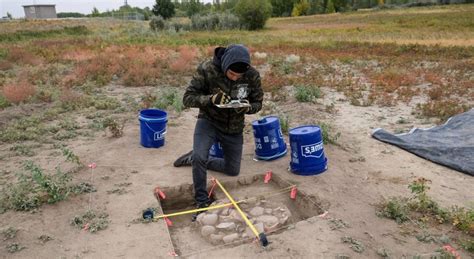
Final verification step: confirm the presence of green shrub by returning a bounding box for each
[10,144,37,157]
[0,162,75,212]
[191,12,241,31]
[0,94,10,109]
[318,122,341,145]
[279,115,290,134]
[60,147,82,166]
[23,161,71,204]
[149,15,165,31]
[71,210,109,233]
[2,227,18,240]
[165,20,190,32]
[292,0,311,16]
[154,88,183,112]
[0,181,40,212]
[53,130,77,140]
[451,206,474,234]
[6,243,25,253]
[0,116,47,142]
[377,197,410,223]
[295,85,322,102]
[218,12,242,30]
[235,0,272,30]
[102,117,125,138]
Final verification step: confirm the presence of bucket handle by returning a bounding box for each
[144,121,167,141]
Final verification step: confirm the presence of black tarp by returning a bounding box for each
[372,109,474,176]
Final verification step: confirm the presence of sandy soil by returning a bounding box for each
[1,85,473,258]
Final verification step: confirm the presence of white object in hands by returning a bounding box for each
[216,99,251,109]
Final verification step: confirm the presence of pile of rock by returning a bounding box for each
[194,199,291,245]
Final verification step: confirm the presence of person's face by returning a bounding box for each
[226,69,243,81]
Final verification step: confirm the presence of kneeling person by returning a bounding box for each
[174,44,263,219]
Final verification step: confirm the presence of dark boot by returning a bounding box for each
[191,195,216,222]
[173,150,193,167]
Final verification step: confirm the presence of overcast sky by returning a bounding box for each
[1,0,213,18]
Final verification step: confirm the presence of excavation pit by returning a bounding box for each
[157,173,327,255]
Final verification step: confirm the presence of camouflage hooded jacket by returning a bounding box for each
[183,47,263,135]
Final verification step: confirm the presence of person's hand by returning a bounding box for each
[235,99,250,114]
[210,90,231,106]
[235,107,250,114]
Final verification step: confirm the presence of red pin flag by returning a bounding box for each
[264,171,272,184]
[290,186,297,200]
[164,217,173,227]
[154,187,166,200]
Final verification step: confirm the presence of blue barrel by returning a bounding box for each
[209,141,223,158]
[289,125,328,175]
[252,116,287,161]
[139,109,167,148]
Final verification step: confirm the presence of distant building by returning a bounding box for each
[23,5,57,19]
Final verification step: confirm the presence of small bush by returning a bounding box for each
[23,161,71,204]
[122,62,157,86]
[10,144,37,157]
[153,88,183,112]
[235,0,272,30]
[0,116,47,142]
[0,161,85,212]
[60,147,81,166]
[164,20,189,32]
[377,178,474,247]
[417,100,470,121]
[0,181,40,212]
[59,91,121,112]
[191,12,241,31]
[6,243,25,253]
[218,12,242,30]
[318,122,341,145]
[451,206,474,235]
[377,197,410,223]
[169,46,198,73]
[71,210,109,233]
[2,227,18,240]
[1,81,36,104]
[102,117,125,138]
[149,15,165,31]
[0,94,10,109]
[5,47,43,66]
[279,115,290,134]
[295,85,321,102]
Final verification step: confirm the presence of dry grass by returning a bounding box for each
[6,47,44,66]
[169,46,199,73]
[1,81,36,104]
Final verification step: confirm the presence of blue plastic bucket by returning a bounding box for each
[289,125,328,175]
[209,141,223,158]
[139,109,167,148]
[252,116,287,161]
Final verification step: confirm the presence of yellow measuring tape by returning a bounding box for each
[213,178,268,246]
[153,200,242,220]
[153,185,294,221]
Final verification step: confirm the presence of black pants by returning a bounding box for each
[192,118,243,205]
